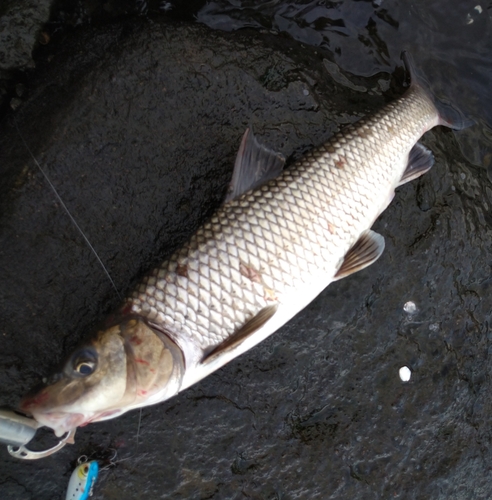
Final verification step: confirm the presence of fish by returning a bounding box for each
[20,65,454,438]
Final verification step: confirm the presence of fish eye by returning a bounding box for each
[70,348,98,377]
[76,361,96,375]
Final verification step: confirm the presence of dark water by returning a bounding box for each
[1,1,492,499]
[196,0,492,170]
[47,0,492,172]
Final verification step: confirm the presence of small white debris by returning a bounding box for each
[399,366,411,382]
[403,301,417,314]
[460,172,466,180]
[474,5,483,14]
[466,14,474,24]
[303,88,310,96]
[429,323,439,332]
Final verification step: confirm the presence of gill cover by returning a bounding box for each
[116,318,185,409]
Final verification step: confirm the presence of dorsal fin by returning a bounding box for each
[397,142,434,187]
[201,304,278,364]
[335,230,385,280]
[225,129,285,202]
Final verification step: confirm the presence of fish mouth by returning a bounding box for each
[21,394,126,437]
[27,408,130,437]
[19,392,82,436]
[27,409,88,437]
[21,389,94,436]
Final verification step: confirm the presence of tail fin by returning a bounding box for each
[401,51,474,130]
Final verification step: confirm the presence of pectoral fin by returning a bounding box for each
[335,229,385,279]
[398,142,434,186]
[225,129,285,202]
[201,304,278,364]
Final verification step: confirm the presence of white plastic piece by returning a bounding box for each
[399,366,411,382]
[403,301,417,314]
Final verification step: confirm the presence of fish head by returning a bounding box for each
[20,318,184,437]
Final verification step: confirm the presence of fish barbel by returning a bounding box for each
[21,78,451,437]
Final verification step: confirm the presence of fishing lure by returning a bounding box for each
[66,457,99,500]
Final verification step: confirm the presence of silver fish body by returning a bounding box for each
[21,83,446,436]
[128,84,440,392]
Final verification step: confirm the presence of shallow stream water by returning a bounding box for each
[196,0,492,170]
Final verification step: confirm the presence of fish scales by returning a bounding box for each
[128,85,437,350]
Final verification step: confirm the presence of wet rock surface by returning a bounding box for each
[0,0,52,70]
[0,0,54,109]
[0,18,491,500]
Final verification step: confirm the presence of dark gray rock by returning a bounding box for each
[0,0,53,72]
[0,18,489,500]
[0,0,54,109]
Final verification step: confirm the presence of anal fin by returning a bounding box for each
[201,304,278,364]
[335,229,385,280]
[225,129,285,202]
[398,142,434,186]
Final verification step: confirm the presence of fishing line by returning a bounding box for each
[136,408,142,447]
[13,117,122,300]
